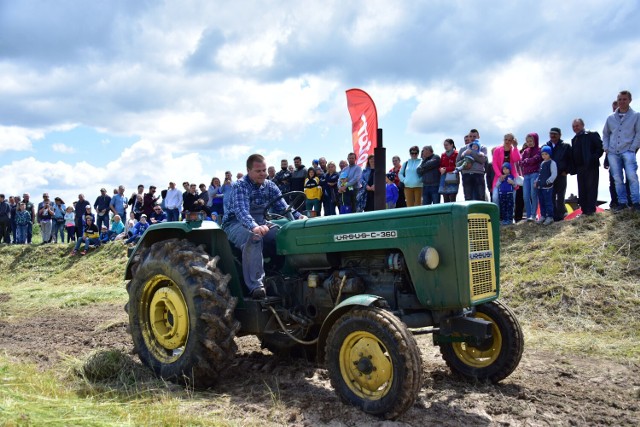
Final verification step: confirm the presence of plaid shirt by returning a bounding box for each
[224,176,299,229]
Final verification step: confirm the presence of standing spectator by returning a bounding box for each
[338,160,347,171]
[417,146,441,205]
[132,194,144,220]
[520,133,543,221]
[208,178,224,218]
[320,161,339,216]
[267,166,276,181]
[491,134,522,206]
[143,186,159,217]
[222,172,234,215]
[459,130,488,201]
[386,173,399,209]
[571,118,604,216]
[128,185,144,210]
[545,127,573,221]
[236,172,244,181]
[64,206,76,242]
[337,153,363,214]
[498,163,516,225]
[164,182,182,221]
[183,183,200,214]
[37,193,54,244]
[357,155,376,212]
[94,188,111,232]
[74,194,90,240]
[52,197,66,243]
[535,146,558,225]
[159,189,167,210]
[319,157,328,174]
[288,164,294,174]
[304,168,322,217]
[0,194,10,244]
[399,146,423,207]
[438,139,459,203]
[150,206,168,224]
[290,156,307,192]
[14,202,31,244]
[389,156,406,208]
[22,193,35,243]
[512,138,525,222]
[110,185,128,220]
[70,216,100,256]
[196,184,208,207]
[273,159,292,194]
[603,90,640,211]
[9,195,20,243]
[604,99,632,209]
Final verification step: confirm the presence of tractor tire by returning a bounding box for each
[439,300,524,383]
[126,238,240,388]
[325,307,422,420]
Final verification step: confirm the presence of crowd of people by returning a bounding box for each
[0,90,638,250]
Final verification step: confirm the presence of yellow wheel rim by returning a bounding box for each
[140,274,189,363]
[339,331,393,400]
[452,312,502,368]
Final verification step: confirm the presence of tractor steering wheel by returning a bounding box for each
[264,191,307,221]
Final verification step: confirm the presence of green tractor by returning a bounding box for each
[124,195,523,420]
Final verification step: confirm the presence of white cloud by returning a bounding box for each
[0,126,41,152]
[51,143,75,154]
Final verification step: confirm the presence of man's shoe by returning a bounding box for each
[633,203,640,212]
[251,287,266,299]
[614,204,628,212]
[543,217,554,226]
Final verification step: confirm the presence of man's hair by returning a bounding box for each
[149,185,156,190]
[281,159,288,163]
[0,194,4,199]
[422,145,433,153]
[182,181,189,186]
[469,129,479,134]
[246,154,265,170]
[293,156,301,161]
[137,184,144,189]
[574,118,585,126]
[347,152,356,157]
[619,90,632,101]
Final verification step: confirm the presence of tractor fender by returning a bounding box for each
[316,294,389,363]
[124,221,233,280]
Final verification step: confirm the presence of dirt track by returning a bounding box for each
[0,303,638,426]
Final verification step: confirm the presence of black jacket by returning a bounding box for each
[571,131,603,172]
[417,154,441,186]
[546,140,572,175]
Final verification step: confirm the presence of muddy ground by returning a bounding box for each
[0,302,638,426]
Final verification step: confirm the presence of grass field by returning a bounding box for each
[1,212,638,426]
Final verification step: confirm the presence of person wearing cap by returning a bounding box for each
[125,214,149,245]
[99,225,110,244]
[571,118,603,216]
[545,127,573,221]
[52,197,67,243]
[535,146,558,225]
[73,194,90,240]
[94,188,112,232]
[603,90,640,212]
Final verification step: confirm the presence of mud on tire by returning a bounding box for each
[325,307,422,420]
[126,238,240,387]
[439,300,524,383]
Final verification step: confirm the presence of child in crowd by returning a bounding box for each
[99,225,110,244]
[386,173,399,209]
[14,202,31,244]
[498,163,516,225]
[125,214,149,245]
[210,211,218,223]
[303,168,322,217]
[455,140,480,172]
[535,146,557,226]
[64,206,75,242]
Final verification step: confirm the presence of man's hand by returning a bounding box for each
[251,225,270,236]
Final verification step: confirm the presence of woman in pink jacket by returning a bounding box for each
[491,133,521,205]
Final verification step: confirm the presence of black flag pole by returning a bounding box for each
[373,128,386,210]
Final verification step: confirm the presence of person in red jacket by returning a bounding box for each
[438,139,459,203]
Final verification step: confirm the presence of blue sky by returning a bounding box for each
[1,0,639,205]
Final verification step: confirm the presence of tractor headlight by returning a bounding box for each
[418,246,439,270]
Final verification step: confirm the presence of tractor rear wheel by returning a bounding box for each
[126,238,239,387]
[325,307,422,420]
[439,300,523,383]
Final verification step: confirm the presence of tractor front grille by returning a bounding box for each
[467,214,497,302]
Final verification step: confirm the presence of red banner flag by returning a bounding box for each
[346,89,378,168]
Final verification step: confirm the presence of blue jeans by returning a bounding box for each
[608,151,640,205]
[422,185,440,205]
[538,188,554,219]
[166,208,180,222]
[74,237,100,251]
[523,173,539,219]
[52,220,66,243]
[15,224,28,244]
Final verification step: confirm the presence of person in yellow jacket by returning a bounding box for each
[304,168,322,217]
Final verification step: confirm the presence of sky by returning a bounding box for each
[1,0,639,207]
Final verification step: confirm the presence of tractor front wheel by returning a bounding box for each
[439,300,523,383]
[126,238,240,387]
[325,307,422,420]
